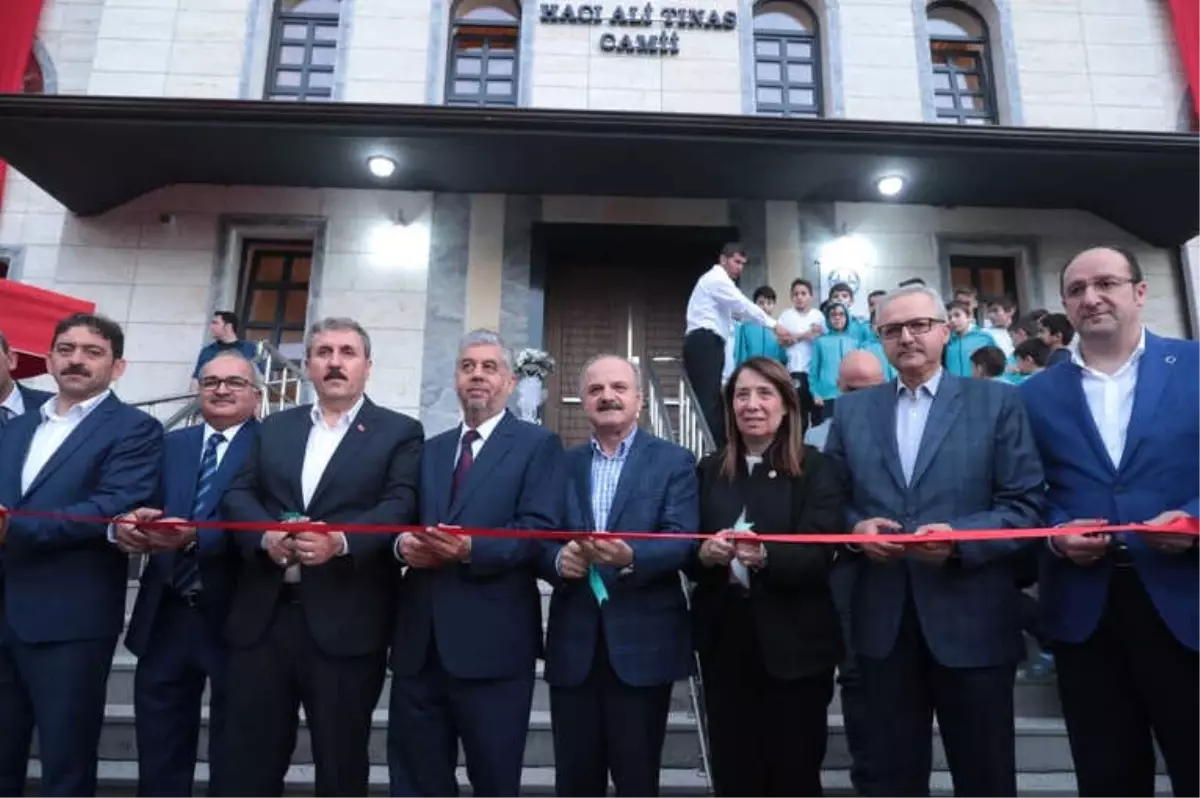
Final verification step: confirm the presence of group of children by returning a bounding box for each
[725,278,1077,428]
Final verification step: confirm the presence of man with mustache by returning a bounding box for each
[541,354,698,797]
[0,331,52,433]
[1020,247,1198,797]
[219,317,423,796]
[824,285,1043,796]
[388,329,564,798]
[0,313,163,796]
[113,351,261,796]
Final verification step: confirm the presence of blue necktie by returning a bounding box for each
[172,432,224,595]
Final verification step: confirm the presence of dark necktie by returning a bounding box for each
[450,429,480,505]
[172,431,225,595]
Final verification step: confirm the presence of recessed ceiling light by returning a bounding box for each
[367,155,396,179]
[876,175,905,197]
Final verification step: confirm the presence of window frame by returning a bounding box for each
[751,0,823,119]
[926,0,998,126]
[236,244,313,351]
[264,0,341,102]
[444,0,521,108]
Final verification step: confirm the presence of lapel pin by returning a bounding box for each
[1165,355,1176,365]
[356,423,366,432]
[768,470,777,479]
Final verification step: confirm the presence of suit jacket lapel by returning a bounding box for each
[307,401,374,515]
[1066,365,1118,477]
[195,421,257,522]
[176,426,204,517]
[909,375,963,489]
[872,386,905,490]
[448,413,515,522]
[432,430,457,522]
[573,447,596,531]
[23,394,119,499]
[605,431,646,531]
[281,408,312,513]
[1119,334,1169,473]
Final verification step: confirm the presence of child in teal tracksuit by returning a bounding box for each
[944,301,995,377]
[857,325,897,382]
[732,286,788,368]
[808,301,860,422]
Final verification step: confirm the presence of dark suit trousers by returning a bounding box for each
[134,595,228,797]
[550,626,673,797]
[222,600,386,797]
[387,643,535,798]
[699,592,834,797]
[858,594,1016,797]
[0,622,117,797]
[829,560,872,795]
[1053,568,1199,798]
[683,329,727,449]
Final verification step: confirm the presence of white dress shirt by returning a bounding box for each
[1069,327,1146,469]
[276,397,363,581]
[454,409,506,466]
[988,327,1015,358]
[895,369,943,486]
[778,307,826,373]
[685,264,777,341]
[1,386,26,421]
[201,421,245,469]
[21,390,111,495]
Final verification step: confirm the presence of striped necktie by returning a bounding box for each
[172,432,225,595]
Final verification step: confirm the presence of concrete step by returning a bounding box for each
[49,703,1103,775]
[25,759,1174,797]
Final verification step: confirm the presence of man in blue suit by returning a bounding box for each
[114,351,261,796]
[0,313,163,797]
[388,329,565,798]
[0,331,53,428]
[1020,246,1198,798]
[825,286,1044,797]
[541,354,698,797]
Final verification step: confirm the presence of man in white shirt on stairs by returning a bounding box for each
[683,243,794,448]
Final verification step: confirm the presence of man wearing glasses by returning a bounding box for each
[1020,247,1198,798]
[113,351,261,796]
[824,285,1043,796]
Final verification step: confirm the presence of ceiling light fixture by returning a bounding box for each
[367,155,397,179]
[876,175,905,198]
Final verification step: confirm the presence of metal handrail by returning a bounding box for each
[640,357,714,796]
[254,339,308,417]
[645,355,717,461]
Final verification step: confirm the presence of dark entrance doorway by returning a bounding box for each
[539,223,738,448]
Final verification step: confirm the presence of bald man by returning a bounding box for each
[804,351,885,452]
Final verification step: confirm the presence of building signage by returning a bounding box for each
[538,4,738,56]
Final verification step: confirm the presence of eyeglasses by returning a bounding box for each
[877,317,944,340]
[199,376,254,392]
[1062,276,1135,301]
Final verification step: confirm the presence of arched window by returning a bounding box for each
[752,0,822,118]
[22,54,44,94]
[265,0,341,101]
[927,1,996,125]
[446,0,520,107]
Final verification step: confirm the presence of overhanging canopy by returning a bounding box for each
[0,280,95,379]
[0,95,1196,247]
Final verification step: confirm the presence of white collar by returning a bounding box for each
[309,395,365,430]
[1069,326,1146,377]
[202,420,247,444]
[41,389,111,422]
[462,409,506,443]
[0,385,24,417]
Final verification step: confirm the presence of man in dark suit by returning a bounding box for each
[1020,247,1198,798]
[388,329,565,798]
[541,354,698,797]
[0,313,163,796]
[0,330,53,428]
[220,317,423,796]
[825,286,1044,797]
[115,351,261,796]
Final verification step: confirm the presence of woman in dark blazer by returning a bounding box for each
[690,356,845,797]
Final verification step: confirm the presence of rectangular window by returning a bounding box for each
[949,254,1018,321]
[236,240,313,363]
[265,2,340,101]
[446,24,519,107]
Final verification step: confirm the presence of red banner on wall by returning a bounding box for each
[1168,0,1200,124]
[0,0,46,211]
[0,281,96,379]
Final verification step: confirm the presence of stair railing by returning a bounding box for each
[640,358,714,796]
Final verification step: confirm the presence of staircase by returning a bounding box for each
[26,351,1168,796]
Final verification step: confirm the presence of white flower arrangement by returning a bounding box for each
[514,348,557,381]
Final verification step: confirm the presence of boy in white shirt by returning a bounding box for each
[776,278,826,429]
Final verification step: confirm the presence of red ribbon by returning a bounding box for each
[0,509,1196,544]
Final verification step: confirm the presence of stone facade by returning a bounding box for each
[2,0,1195,434]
